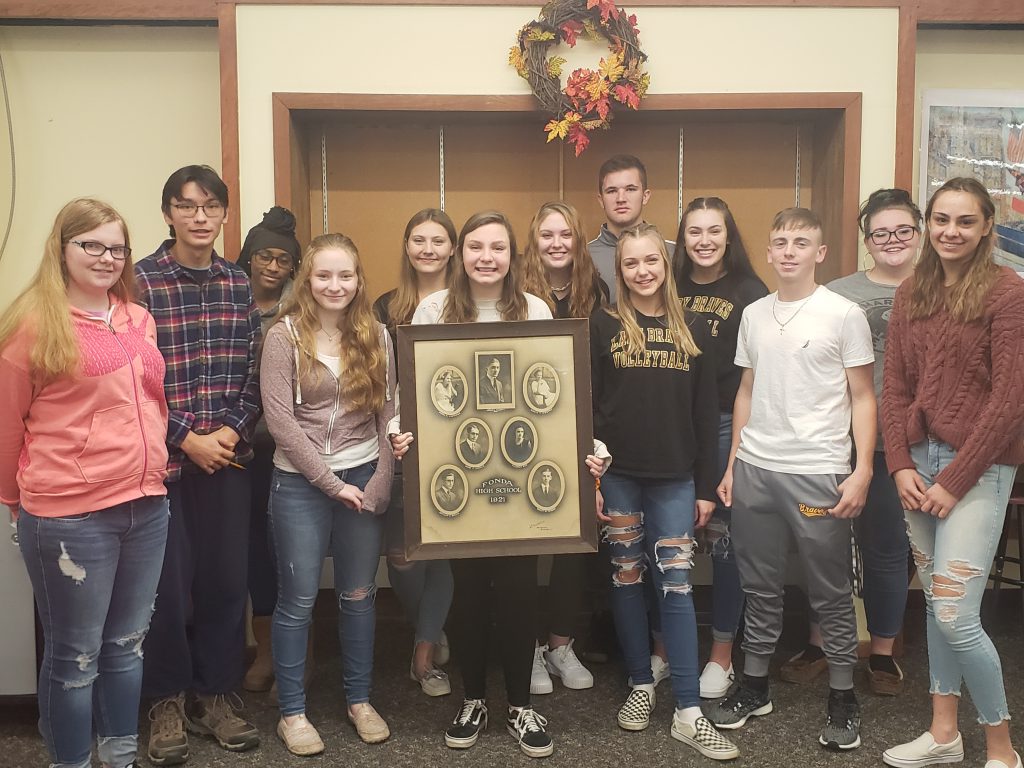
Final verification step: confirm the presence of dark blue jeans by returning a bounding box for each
[705,412,744,643]
[269,462,383,714]
[602,472,700,709]
[143,468,251,699]
[852,451,911,639]
[19,496,168,768]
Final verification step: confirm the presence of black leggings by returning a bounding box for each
[451,555,538,707]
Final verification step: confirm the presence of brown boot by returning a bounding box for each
[243,616,274,692]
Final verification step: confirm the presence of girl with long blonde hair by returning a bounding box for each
[261,233,396,754]
[373,208,457,698]
[882,177,1024,768]
[0,198,170,768]
[521,200,608,696]
[591,223,737,760]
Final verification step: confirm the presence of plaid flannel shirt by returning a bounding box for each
[135,240,262,480]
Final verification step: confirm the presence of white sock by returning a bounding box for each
[675,706,702,726]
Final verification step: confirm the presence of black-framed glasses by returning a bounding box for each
[252,251,295,270]
[71,240,131,260]
[868,226,918,245]
[171,201,225,218]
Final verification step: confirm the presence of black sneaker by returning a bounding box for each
[819,689,861,750]
[701,681,773,730]
[507,706,553,758]
[445,699,487,749]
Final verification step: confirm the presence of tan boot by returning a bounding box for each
[243,616,274,692]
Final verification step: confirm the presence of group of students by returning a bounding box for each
[0,153,1021,768]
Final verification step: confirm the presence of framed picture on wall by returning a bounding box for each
[396,319,598,560]
[920,89,1024,271]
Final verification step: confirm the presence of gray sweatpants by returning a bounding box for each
[732,459,858,690]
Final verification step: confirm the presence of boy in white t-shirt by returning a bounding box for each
[702,209,876,752]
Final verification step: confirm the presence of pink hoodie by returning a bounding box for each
[0,300,169,517]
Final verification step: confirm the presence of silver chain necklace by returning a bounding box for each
[771,292,814,334]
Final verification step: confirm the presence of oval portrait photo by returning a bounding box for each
[527,462,565,513]
[455,418,493,469]
[523,362,559,414]
[430,365,468,418]
[430,464,469,518]
[500,416,538,468]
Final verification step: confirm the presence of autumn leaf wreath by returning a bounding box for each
[509,0,649,156]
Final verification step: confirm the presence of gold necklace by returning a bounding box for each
[318,327,341,342]
[771,292,814,335]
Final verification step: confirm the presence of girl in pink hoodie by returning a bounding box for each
[0,198,169,768]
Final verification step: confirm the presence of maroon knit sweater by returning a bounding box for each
[882,266,1024,499]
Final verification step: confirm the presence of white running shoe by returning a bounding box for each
[530,644,553,695]
[544,640,594,690]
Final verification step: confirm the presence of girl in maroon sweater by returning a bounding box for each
[881,177,1024,768]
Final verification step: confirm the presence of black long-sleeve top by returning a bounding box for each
[677,272,767,413]
[590,306,719,501]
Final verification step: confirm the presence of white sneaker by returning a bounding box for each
[627,654,670,687]
[984,752,1022,768]
[530,644,553,695]
[671,711,740,761]
[544,640,594,690]
[699,661,735,699]
[882,731,964,767]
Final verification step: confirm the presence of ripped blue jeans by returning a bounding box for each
[18,495,168,768]
[907,439,1016,725]
[269,463,383,714]
[602,472,699,709]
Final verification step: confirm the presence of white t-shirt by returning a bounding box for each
[412,289,553,324]
[734,284,873,474]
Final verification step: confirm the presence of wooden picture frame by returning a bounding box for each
[398,319,598,560]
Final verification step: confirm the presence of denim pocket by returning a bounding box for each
[51,511,95,522]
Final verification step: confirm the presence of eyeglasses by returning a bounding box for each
[71,240,131,260]
[252,251,295,270]
[171,201,225,218]
[868,226,918,245]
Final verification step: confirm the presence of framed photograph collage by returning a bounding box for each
[397,319,598,560]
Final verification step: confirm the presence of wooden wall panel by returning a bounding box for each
[443,121,561,252]
[317,117,440,299]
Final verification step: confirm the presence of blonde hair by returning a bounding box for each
[275,233,387,413]
[0,198,134,385]
[522,201,605,319]
[611,223,700,358]
[442,211,529,323]
[386,208,457,328]
[909,177,999,322]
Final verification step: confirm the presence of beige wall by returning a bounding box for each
[0,25,221,308]
[913,28,1024,199]
[236,4,899,254]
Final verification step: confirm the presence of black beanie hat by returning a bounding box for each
[238,206,301,274]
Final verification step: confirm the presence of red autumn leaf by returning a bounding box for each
[560,19,584,47]
[568,123,591,156]
[628,13,639,33]
[588,96,611,120]
[612,83,640,109]
[586,0,619,24]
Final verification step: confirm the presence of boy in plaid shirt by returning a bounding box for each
[137,165,262,765]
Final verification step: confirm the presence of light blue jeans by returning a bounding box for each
[602,472,700,710]
[269,463,383,714]
[18,496,168,768]
[907,439,1017,725]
